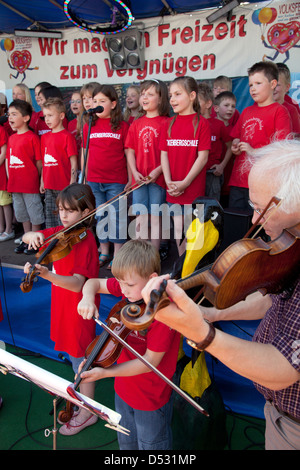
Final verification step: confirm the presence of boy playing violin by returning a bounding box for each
[23,183,100,435]
[77,239,181,450]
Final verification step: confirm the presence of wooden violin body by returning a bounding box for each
[121,224,300,331]
[84,300,144,368]
[20,227,88,293]
[58,299,145,423]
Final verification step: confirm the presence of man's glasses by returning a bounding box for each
[248,199,277,216]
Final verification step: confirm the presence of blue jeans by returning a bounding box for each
[88,181,127,243]
[132,182,166,216]
[115,393,174,450]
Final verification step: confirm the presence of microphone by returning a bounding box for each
[83,106,104,115]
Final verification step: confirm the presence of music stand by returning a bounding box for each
[0,348,129,449]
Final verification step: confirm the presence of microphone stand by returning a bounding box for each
[79,113,93,184]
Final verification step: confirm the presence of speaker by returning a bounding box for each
[106,27,145,70]
[217,208,252,254]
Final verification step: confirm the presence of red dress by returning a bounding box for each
[42,226,99,358]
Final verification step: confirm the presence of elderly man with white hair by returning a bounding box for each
[142,139,300,450]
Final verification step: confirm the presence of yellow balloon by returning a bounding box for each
[258,7,273,24]
[4,38,14,51]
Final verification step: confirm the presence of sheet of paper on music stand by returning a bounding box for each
[0,348,128,434]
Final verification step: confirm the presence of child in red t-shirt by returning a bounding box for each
[160,76,211,256]
[211,75,240,127]
[213,91,238,205]
[126,79,170,249]
[6,100,44,253]
[273,67,300,136]
[198,83,232,202]
[23,183,100,435]
[40,97,78,227]
[229,61,292,210]
[67,91,83,171]
[77,239,180,449]
[83,84,130,268]
[0,126,13,241]
[123,85,142,125]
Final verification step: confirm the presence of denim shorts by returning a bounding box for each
[132,182,166,216]
[88,181,127,244]
[115,392,174,450]
[12,192,45,225]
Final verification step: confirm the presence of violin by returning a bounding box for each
[120,223,300,331]
[20,178,152,294]
[20,227,88,293]
[58,299,144,423]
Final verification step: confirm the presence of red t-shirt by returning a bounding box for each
[206,117,231,168]
[125,115,169,188]
[31,110,69,137]
[284,94,300,115]
[283,101,300,134]
[229,102,291,188]
[41,129,78,190]
[41,226,100,358]
[159,113,211,204]
[0,126,8,191]
[107,277,181,411]
[6,130,42,193]
[83,118,129,184]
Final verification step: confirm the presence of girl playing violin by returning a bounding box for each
[23,183,100,435]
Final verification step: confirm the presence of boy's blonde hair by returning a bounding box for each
[42,97,66,114]
[112,239,161,280]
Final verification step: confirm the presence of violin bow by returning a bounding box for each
[90,316,209,417]
[41,177,152,247]
[244,196,282,239]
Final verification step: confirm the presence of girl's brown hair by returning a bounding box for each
[140,79,170,117]
[168,76,201,137]
[56,183,96,227]
[93,84,123,130]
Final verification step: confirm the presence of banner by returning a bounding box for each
[0,0,299,91]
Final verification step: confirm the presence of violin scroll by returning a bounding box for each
[120,280,171,330]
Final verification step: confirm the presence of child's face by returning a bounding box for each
[82,92,93,111]
[169,83,196,115]
[140,85,160,114]
[12,86,26,101]
[35,86,42,106]
[116,271,153,303]
[273,75,289,103]
[249,72,277,105]
[8,106,29,131]
[213,83,229,98]
[93,92,116,118]
[126,88,140,110]
[58,203,89,228]
[43,106,64,130]
[215,98,236,121]
[70,93,82,115]
[198,96,211,116]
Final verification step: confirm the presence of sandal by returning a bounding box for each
[99,253,111,267]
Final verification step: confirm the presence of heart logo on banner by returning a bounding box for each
[267,21,300,53]
[10,50,32,73]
